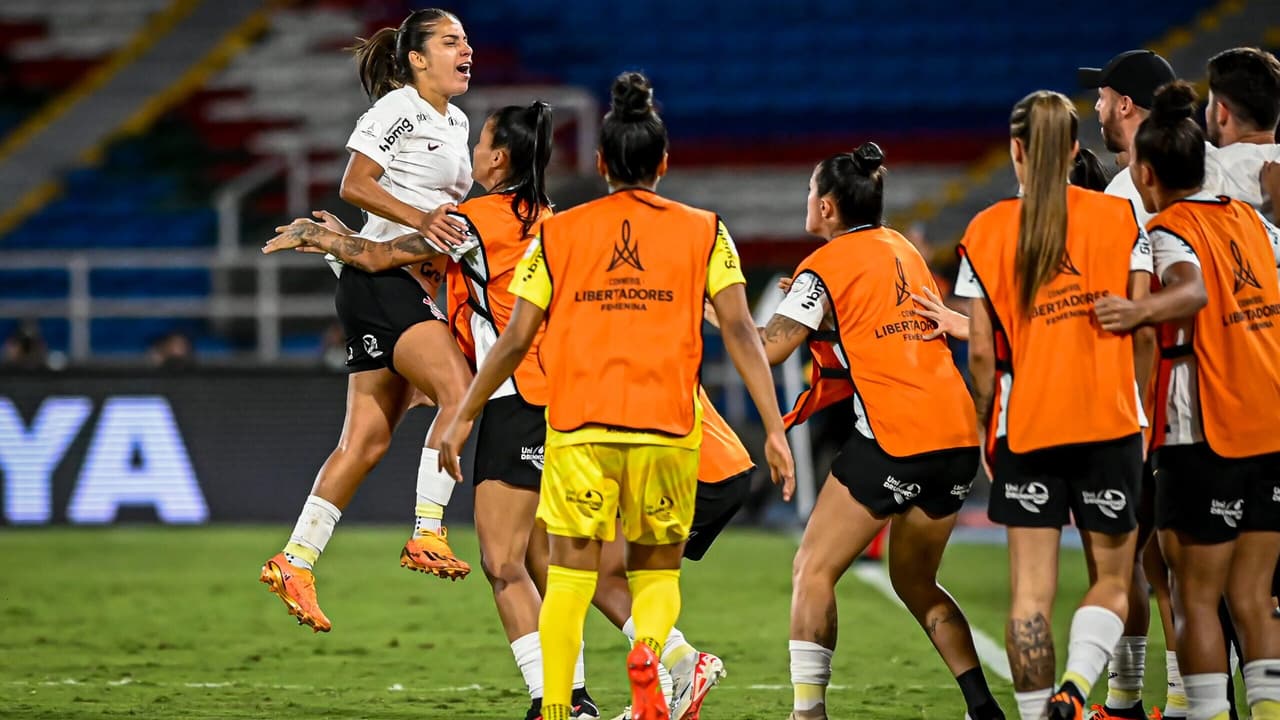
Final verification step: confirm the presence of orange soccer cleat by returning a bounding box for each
[400,526,471,580]
[259,552,331,633]
[627,643,669,720]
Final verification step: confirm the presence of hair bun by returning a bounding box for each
[852,142,885,173]
[1150,81,1197,125]
[610,71,656,122]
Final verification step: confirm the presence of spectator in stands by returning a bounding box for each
[319,322,348,372]
[2,320,49,369]
[147,331,193,370]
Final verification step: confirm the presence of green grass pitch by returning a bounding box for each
[1,527,1177,719]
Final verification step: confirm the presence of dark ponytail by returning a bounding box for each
[1069,148,1109,191]
[600,71,668,185]
[1133,81,1205,191]
[349,9,458,101]
[815,142,887,228]
[489,101,554,235]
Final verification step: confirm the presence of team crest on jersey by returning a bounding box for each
[362,334,382,358]
[1231,240,1262,294]
[608,220,644,272]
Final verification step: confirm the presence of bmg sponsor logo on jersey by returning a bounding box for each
[1005,481,1050,513]
[883,475,921,505]
[1081,489,1127,519]
[378,117,414,153]
[1211,498,1244,528]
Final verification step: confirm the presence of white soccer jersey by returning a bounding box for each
[1204,142,1280,215]
[345,86,473,244]
[1106,167,1155,227]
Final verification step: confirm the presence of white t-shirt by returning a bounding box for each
[953,231,1154,438]
[344,86,473,243]
[1204,142,1279,215]
[1154,191,1280,445]
[1106,167,1155,227]
[772,270,877,440]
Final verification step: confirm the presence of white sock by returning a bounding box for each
[414,448,455,533]
[1183,673,1229,720]
[1105,635,1147,708]
[1244,659,1280,708]
[622,616,636,645]
[1167,651,1189,714]
[662,626,696,670]
[658,662,674,704]
[511,632,543,700]
[573,641,585,690]
[1014,689,1053,720]
[283,495,341,569]
[1063,605,1124,695]
[790,640,833,711]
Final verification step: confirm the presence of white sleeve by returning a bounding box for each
[346,92,412,170]
[1130,227,1154,274]
[954,256,983,299]
[1150,228,1200,281]
[1253,207,1280,266]
[772,271,830,330]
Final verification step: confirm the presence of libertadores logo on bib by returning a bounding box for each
[1232,240,1263,294]
[1081,489,1127,519]
[893,258,910,306]
[1005,482,1050,513]
[1211,498,1244,528]
[607,219,644,272]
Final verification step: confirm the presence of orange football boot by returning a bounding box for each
[259,552,331,632]
[400,527,471,580]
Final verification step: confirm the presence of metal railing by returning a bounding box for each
[0,250,333,363]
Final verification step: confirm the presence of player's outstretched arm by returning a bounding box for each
[1094,265,1206,332]
[438,298,544,481]
[711,283,796,500]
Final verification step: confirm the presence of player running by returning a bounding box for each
[258,9,478,633]
[1095,81,1280,720]
[723,142,1003,720]
[960,90,1156,720]
[437,71,795,720]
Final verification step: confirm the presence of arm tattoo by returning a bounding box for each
[1007,613,1055,691]
[760,314,810,345]
[390,233,438,257]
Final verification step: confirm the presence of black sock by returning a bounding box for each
[957,668,1004,719]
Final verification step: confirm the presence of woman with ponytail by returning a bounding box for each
[255,9,480,635]
[1095,81,1280,720]
[959,90,1157,720]
[734,142,1000,720]
[437,70,795,720]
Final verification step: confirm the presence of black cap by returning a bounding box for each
[1078,50,1176,109]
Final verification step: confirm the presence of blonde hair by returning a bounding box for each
[1009,91,1078,315]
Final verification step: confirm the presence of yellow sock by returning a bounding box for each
[542,706,573,720]
[283,541,318,566]
[1167,692,1189,711]
[414,501,444,519]
[627,568,681,657]
[1062,671,1092,697]
[1253,701,1280,720]
[795,683,826,710]
[1208,713,1231,720]
[540,565,598,711]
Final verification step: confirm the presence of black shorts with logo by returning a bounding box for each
[473,394,546,489]
[989,433,1143,534]
[1155,444,1280,543]
[685,470,753,561]
[830,431,979,518]
[335,267,446,374]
